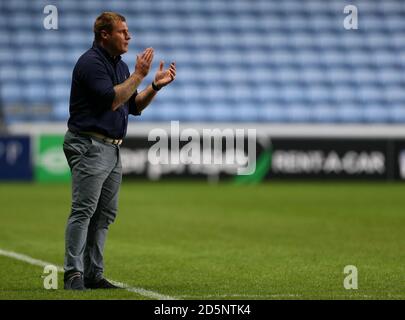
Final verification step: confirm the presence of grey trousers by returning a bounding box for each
[63,130,122,281]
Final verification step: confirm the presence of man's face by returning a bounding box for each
[104,20,131,56]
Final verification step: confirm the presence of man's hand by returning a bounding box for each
[135,47,154,78]
[112,48,153,111]
[153,61,176,89]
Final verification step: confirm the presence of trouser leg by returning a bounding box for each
[63,131,115,276]
[84,156,122,281]
[64,172,105,275]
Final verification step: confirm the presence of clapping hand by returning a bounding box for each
[135,47,154,78]
[153,61,176,89]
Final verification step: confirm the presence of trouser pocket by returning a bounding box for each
[63,131,96,168]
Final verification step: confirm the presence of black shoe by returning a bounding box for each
[84,278,121,289]
[64,272,86,290]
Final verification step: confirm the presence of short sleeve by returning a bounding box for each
[128,90,141,116]
[78,58,116,110]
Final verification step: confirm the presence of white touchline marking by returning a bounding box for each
[0,248,64,273]
[0,248,177,300]
[2,249,403,300]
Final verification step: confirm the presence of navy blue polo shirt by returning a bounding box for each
[67,42,140,139]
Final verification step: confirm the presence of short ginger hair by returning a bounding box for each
[94,12,126,42]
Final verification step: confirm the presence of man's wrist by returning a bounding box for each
[152,81,161,91]
[132,72,144,82]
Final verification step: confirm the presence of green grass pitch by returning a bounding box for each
[0,181,404,300]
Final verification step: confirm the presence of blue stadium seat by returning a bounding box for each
[1,84,21,104]
[390,105,405,122]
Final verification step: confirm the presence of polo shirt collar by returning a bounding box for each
[93,42,121,65]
